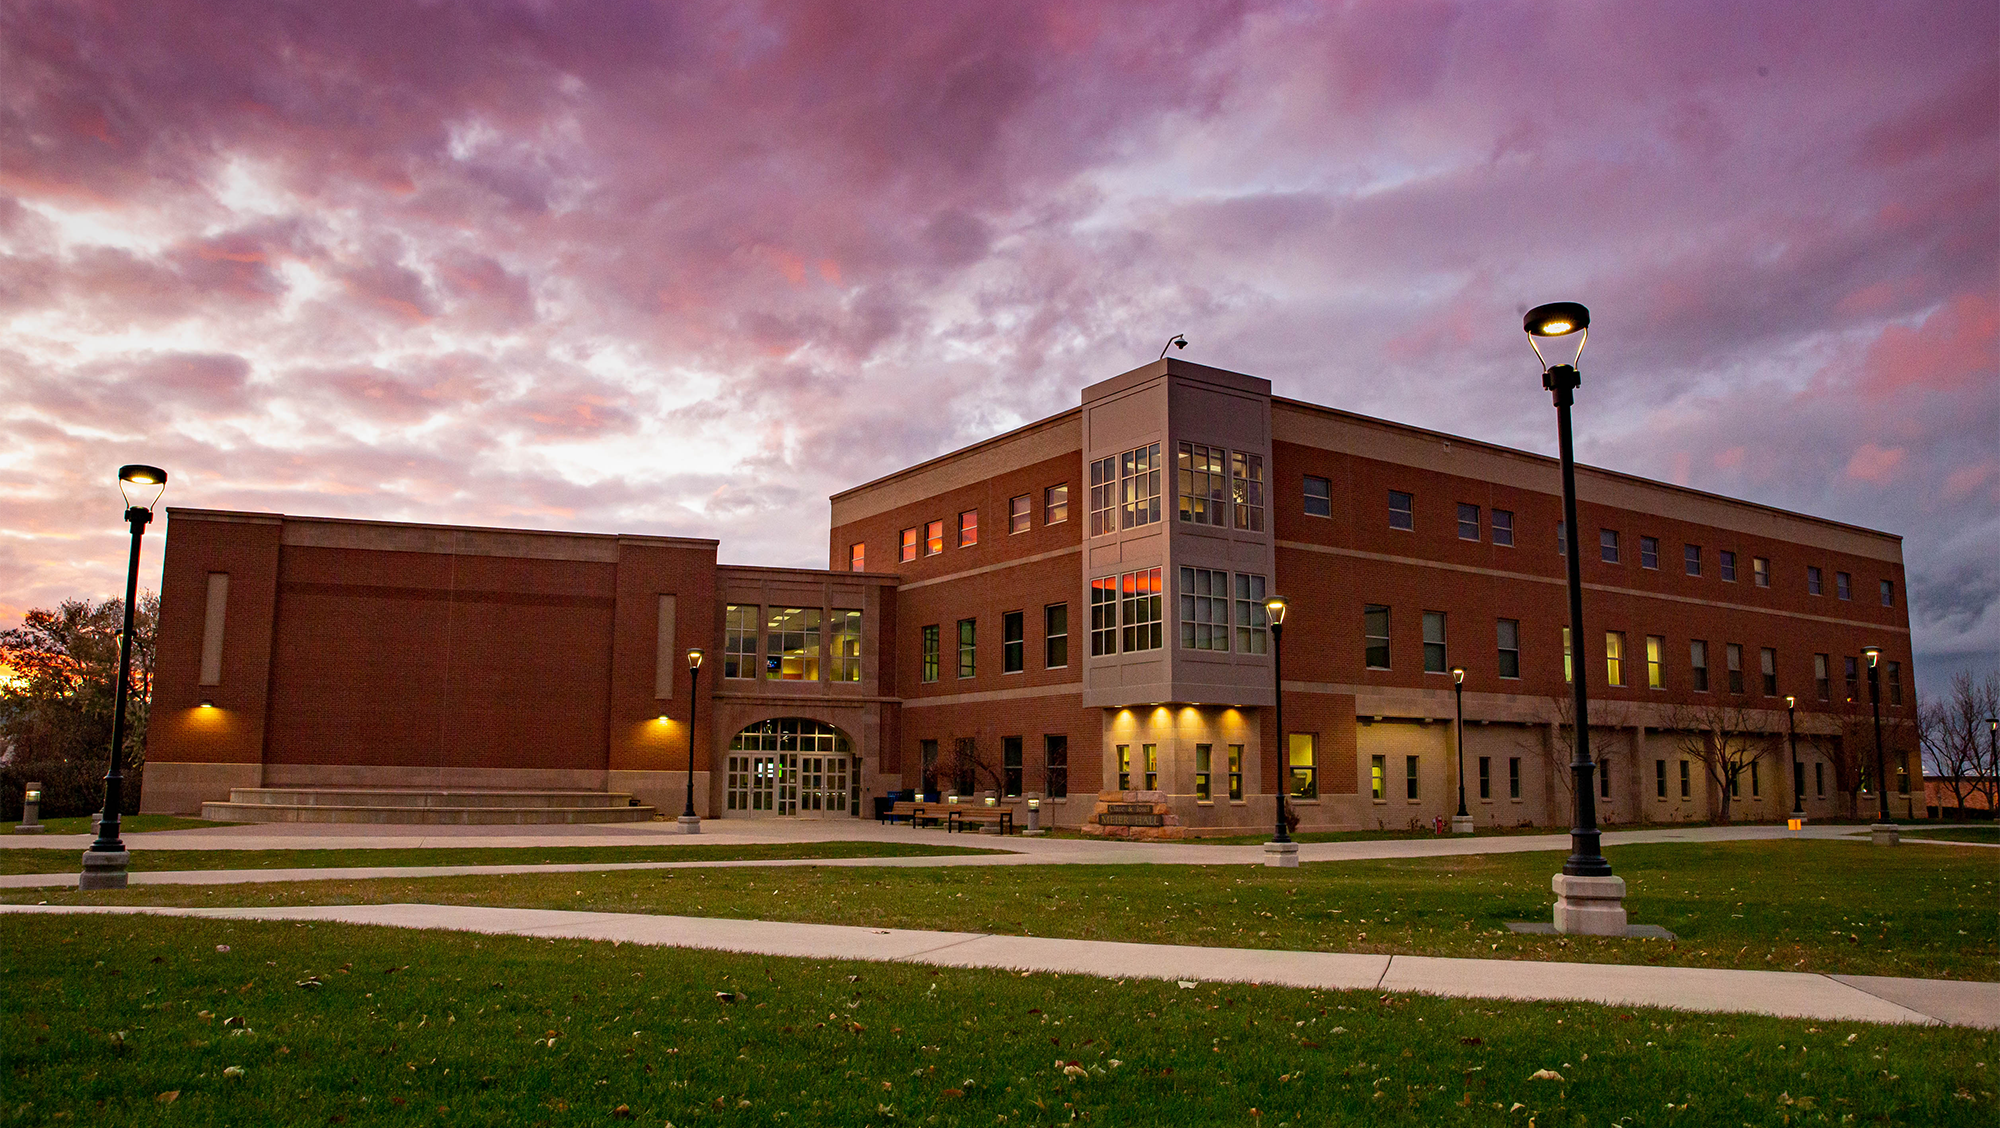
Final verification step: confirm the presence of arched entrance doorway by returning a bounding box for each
[724,718,856,816]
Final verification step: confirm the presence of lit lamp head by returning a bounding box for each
[687,648,704,671]
[1785,695,1796,710]
[1523,301,1590,373]
[117,464,168,512]
[1450,666,1466,686]
[1862,646,1881,669]
[24,785,40,805]
[1264,595,1288,627]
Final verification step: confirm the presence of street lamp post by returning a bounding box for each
[1786,695,1804,821]
[1524,303,1624,935]
[1263,596,1296,868]
[680,649,705,833]
[1862,646,1889,823]
[1450,667,1472,834]
[80,465,166,891]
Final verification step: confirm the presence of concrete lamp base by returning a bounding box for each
[676,815,702,835]
[1450,814,1475,835]
[1551,873,1627,936]
[13,823,45,834]
[1263,841,1300,868]
[1869,823,1900,847]
[78,849,130,891]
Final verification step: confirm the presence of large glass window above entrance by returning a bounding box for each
[726,718,854,815]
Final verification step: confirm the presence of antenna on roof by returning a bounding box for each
[1159,334,1189,360]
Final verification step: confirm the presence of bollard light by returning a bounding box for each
[16,783,45,834]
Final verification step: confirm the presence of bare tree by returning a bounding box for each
[1662,700,1778,824]
[1515,694,1635,806]
[1922,671,2000,815]
[938,737,1005,798]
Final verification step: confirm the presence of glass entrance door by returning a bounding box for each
[726,719,854,816]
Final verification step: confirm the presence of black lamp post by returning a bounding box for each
[1862,646,1888,821]
[1786,695,1804,819]
[80,464,166,891]
[680,648,704,832]
[1525,303,1610,879]
[1451,666,1471,831]
[1265,596,1291,849]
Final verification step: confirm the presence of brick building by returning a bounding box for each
[145,358,1921,828]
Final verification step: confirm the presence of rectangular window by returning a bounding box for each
[1303,475,1332,518]
[1729,767,1739,799]
[1228,745,1244,801]
[1836,571,1852,600]
[1044,603,1069,669]
[1563,626,1572,683]
[1180,567,1231,651]
[1685,544,1702,576]
[1691,639,1709,692]
[1754,556,1770,587]
[1459,503,1481,541]
[1845,656,1859,702]
[958,509,978,547]
[1002,610,1025,674]
[1601,761,1611,798]
[1116,744,1131,790]
[1557,521,1566,555]
[953,738,978,796]
[1044,484,1069,525]
[1888,661,1902,706]
[1760,647,1777,696]
[900,528,918,563]
[1600,528,1620,563]
[1143,743,1159,791]
[1388,489,1413,530]
[1194,744,1212,801]
[1807,565,1823,595]
[1492,509,1514,546]
[957,618,977,679]
[1089,456,1117,536]
[849,543,865,572]
[1640,536,1659,570]
[1371,755,1386,801]
[1496,619,1521,679]
[1726,643,1744,694]
[1751,761,1760,798]
[1647,635,1665,689]
[1044,735,1069,799]
[1231,452,1265,531]
[1121,443,1163,530]
[1509,757,1521,800]
[1423,611,1447,673]
[1405,755,1420,800]
[1177,442,1227,526]
[925,519,944,556]
[1880,579,1894,607]
[1003,736,1023,798]
[1814,653,1830,701]
[1815,761,1824,798]
[1290,734,1318,799]
[1478,756,1491,799]
[724,604,758,679]
[765,608,821,680]
[1234,573,1268,654]
[1363,604,1391,669]
[1680,760,1691,799]
[1605,631,1625,686]
[920,740,938,794]
[1090,576,1118,656]
[921,624,940,683]
[1655,759,1667,799]
[1009,494,1031,535]
[830,609,862,683]
[1720,550,1737,582]
[1120,568,1164,652]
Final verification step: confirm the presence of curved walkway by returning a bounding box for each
[4,902,1992,1029]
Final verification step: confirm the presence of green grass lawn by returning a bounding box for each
[3,815,237,835]
[16,839,1994,981]
[0,841,1003,876]
[1902,826,2000,845]
[3,913,1992,1127]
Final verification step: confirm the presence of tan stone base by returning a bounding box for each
[607,770,713,819]
[139,761,264,815]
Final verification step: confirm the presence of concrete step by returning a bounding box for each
[219,788,640,810]
[198,801,658,825]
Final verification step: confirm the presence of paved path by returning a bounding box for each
[4,902,1991,1029]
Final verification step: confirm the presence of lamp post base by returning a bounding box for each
[78,849,130,890]
[1263,840,1299,868]
[13,823,45,835]
[1451,814,1475,835]
[676,814,702,834]
[1869,823,1899,847]
[1551,873,1627,936]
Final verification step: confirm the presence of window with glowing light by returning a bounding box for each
[724,605,758,679]
[765,608,820,681]
[1177,443,1227,526]
[830,609,861,683]
[1230,452,1264,531]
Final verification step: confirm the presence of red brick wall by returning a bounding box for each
[607,541,720,774]
[149,514,282,766]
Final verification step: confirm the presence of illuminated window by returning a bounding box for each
[957,618,976,678]
[1423,611,1447,673]
[1122,443,1163,530]
[1044,603,1068,669]
[1177,443,1227,526]
[1370,755,1385,801]
[1492,509,1514,546]
[724,604,758,679]
[1002,610,1025,674]
[1227,745,1243,800]
[1179,567,1230,650]
[1120,568,1163,653]
[1231,452,1264,531]
[1563,626,1572,683]
[1089,457,1117,536]
[1600,529,1620,563]
[1640,536,1659,569]
[1691,640,1709,692]
[1117,744,1131,790]
[1234,573,1268,654]
[1044,484,1069,525]
[1304,476,1332,518]
[1720,550,1737,582]
[1605,631,1625,686]
[1726,643,1744,694]
[1754,556,1770,587]
[1388,490,1413,530]
[1647,635,1664,689]
[765,608,821,680]
[849,543,865,571]
[921,625,939,682]
[1459,504,1481,541]
[925,519,944,556]
[958,509,978,547]
[900,528,917,563]
[1364,605,1391,669]
[1009,494,1030,534]
[1090,576,1117,656]
[830,609,861,683]
[1496,619,1521,679]
[1290,734,1318,799]
[1144,743,1159,790]
[1194,744,1212,801]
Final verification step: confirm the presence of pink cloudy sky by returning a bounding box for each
[2,0,1995,692]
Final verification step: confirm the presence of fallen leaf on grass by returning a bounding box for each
[1528,1069,1564,1081]
[223,1066,245,1078]
[155,1092,179,1104]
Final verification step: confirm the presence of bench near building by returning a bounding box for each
[143,359,1920,830]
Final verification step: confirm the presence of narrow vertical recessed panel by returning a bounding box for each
[198,572,229,686]
[654,594,677,700]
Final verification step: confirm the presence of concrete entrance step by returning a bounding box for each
[201,788,657,825]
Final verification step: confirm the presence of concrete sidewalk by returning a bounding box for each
[3,902,1993,1029]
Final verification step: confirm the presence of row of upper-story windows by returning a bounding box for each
[722,605,862,682]
[920,603,1072,682]
[1174,442,1265,531]
[850,485,1071,571]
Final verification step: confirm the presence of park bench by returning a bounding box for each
[881,800,948,828]
[945,806,1015,835]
